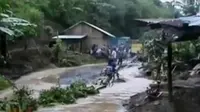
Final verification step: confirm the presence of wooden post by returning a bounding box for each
[167,42,173,102]
[0,33,7,58]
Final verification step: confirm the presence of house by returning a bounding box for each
[57,21,115,52]
[51,35,87,52]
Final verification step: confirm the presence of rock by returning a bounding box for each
[153,101,160,105]
[150,82,167,90]
[126,92,175,112]
[173,77,200,89]
[135,103,140,107]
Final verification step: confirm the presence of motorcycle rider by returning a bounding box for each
[108,47,119,79]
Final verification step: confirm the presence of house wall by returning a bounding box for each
[65,23,109,52]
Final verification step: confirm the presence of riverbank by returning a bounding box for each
[0,47,105,81]
[124,65,200,112]
[124,91,175,112]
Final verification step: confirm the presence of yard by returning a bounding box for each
[131,43,142,52]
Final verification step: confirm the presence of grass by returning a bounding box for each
[0,76,11,90]
[132,43,142,52]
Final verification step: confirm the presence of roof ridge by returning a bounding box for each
[63,21,115,38]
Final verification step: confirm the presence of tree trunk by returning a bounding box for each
[167,42,173,102]
[24,39,28,50]
[0,33,7,58]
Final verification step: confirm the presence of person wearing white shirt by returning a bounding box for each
[111,49,117,59]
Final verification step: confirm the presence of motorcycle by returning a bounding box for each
[100,65,120,86]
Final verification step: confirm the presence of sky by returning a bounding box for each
[161,0,182,3]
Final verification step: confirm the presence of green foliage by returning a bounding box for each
[141,29,200,80]
[51,38,67,61]
[0,86,38,112]
[141,30,167,62]
[171,0,200,16]
[38,81,99,106]
[1,0,175,38]
[173,40,200,61]
[0,81,99,111]
[0,11,37,38]
[0,75,11,90]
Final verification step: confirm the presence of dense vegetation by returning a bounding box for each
[141,30,200,80]
[0,75,11,90]
[0,81,99,111]
[1,0,177,39]
[39,81,99,106]
[138,0,200,80]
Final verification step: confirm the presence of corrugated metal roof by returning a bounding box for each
[135,18,174,23]
[83,21,116,38]
[135,16,200,42]
[135,18,183,27]
[64,21,115,38]
[179,16,200,26]
[136,16,200,27]
[52,35,86,39]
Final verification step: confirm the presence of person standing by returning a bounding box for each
[108,48,117,71]
[118,46,124,66]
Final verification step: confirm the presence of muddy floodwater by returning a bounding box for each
[38,62,152,112]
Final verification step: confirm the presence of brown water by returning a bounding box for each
[38,63,152,112]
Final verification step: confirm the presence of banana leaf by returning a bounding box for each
[0,27,14,35]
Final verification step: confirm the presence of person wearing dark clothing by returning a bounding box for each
[118,50,123,66]
[91,44,97,55]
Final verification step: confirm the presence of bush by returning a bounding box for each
[0,87,38,111]
[38,81,99,106]
[0,75,11,90]
[0,81,99,111]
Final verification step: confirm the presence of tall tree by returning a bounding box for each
[174,0,200,16]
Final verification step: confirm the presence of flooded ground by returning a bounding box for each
[0,62,152,112]
[38,62,152,112]
[59,66,104,85]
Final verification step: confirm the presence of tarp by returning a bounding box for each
[109,37,131,48]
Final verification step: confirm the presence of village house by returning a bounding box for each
[52,21,115,52]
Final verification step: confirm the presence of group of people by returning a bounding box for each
[107,45,131,74]
[90,44,132,75]
[90,44,107,58]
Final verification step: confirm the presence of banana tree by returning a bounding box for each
[141,30,170,80]
[0,11,36,58]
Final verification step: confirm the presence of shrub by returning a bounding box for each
[38,81,99,106]
[0,75,11,90]
[0,86,38,111]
